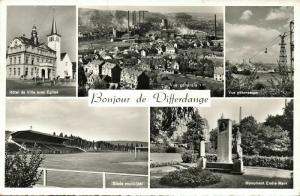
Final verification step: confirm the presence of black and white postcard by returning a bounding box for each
[6,6,77,97]
[150,99,293,188]
[226,6,294,97]
[78,6,224,96]
[5,99,149,188]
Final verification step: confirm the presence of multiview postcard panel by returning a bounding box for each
[5,99,149,188]
[78,6,224,97]
[6,6,77,97]
[225,6,294,97]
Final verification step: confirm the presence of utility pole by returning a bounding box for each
[278,33,288,78]
[290,20,294,80]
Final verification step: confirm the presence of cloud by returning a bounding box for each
[239,10,253,21]
[266,6,293,21]
[226,22,282,63]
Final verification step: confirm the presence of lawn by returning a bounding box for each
[6,79,76,97]
[36,152,148,188]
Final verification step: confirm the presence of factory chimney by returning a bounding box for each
[127,10,130,29]
[132,11,135,26]
[214,14,217,39]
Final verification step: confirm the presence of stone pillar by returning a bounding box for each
[198,140,206,169]
[217,119,232,163]
[45,69,48,79]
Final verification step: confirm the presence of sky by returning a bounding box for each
[7,6,76,61]
[226,6,293,64]
[81,6,223,14]
[6,99,148,142]
[198,98,289,130]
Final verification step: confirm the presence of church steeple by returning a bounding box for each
[50,16,58,35]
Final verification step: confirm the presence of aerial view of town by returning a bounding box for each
[78,6,224,96]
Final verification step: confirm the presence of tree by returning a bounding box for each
[78,65,87,87]
[240,116,259,155]
[150,107,198,142]
[264,100,293,154]
[209,128,218,150]
[175,13,193,24]
[5,149,44,187]
[182,112,206,155]
[255,125,291,156]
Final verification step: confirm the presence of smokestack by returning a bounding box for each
[128,10,130,29]
[214,14,217,39]
[143,11,145,23]
[239,107,242,123]
[132,11,135,26]
[139,11,141,25]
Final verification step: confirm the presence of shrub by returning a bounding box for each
[205,154,217,162]
[166,147,177,153]
[243,155,293,170]
[160,167,221,187]
[150,161,181,168]
[204,154,293,170]
[5,149,44,187]
[181,150,198,163]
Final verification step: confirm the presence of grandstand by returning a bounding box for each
[6,130,84,154]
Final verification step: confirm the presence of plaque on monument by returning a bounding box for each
[217,119,232,163]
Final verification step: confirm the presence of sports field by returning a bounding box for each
[37,152,148,188]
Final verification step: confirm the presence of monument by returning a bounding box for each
[217,118,232,163]
[205,108,244,174]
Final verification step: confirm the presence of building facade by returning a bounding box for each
[6,15,73,80]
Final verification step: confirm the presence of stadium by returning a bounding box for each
[5,129,148,188]
[6,129,84,154]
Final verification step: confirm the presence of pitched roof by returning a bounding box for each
[13,37,56,52]
[61,52,67,59]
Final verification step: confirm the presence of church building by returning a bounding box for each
[6,15,73,80]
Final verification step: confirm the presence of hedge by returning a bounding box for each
[181,150,198,163]
[150,161,181,168]
[151,153,293,170]
[243,155,293,170]
[205,154,293,170]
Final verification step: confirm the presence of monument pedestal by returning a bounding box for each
[197,157,207,169]
[232,159,244,174]
[205,119,244,175]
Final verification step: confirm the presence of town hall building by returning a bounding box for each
[6,15,73,80]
